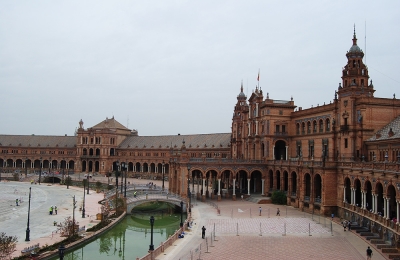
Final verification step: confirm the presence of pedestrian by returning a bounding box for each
[54,205,58,215]
[241,195,243,200]
[348,221,351,231]
[53,221,57,226]
[259,206,262,216]
[134,191,137,198]
[16,198,19,206]
[343,220,347,231]
[366,246,373,259]
[49,207,53,215]
[276,208,280,216]
[201,226,206,239]
[331,213,334,220]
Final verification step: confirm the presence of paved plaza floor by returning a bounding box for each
[158,200,389,260]
[0,179,389,260]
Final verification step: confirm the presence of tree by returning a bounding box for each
[57,216,78,240]
[95,181,103,192]
[271,190,287,205]
[0,232,18,259]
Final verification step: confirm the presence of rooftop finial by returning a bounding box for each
[353,24,356,38]
[241,80,243,93]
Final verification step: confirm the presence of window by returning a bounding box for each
[344,138,348,148]
[319,120,324,133]
[326,119,330,132]
[296,123,300,135]
[282,125,286,133]
[313,121,317,133]
[276,125,280,133]
[307,122,311,134]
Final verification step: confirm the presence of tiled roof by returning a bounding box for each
[91,117,129,130]
[367,115,400,141]
[0,135,77,148]
[119,133,231,149]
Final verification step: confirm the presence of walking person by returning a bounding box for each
[348,221,351,231]
[49,206,53,215]
[331,213,334,221]
[54,205,58,215]
[16,198,19,206]
[276,208,280,216]
[343,220,347,231]
[366,246,373,259]
[259,207,262,216]
[201,226,206,239]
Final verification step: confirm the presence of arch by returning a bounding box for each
[364,180,372,210]
[319,119,324,133]
[283,170,288,192]
[95,161,100,172]
[82,161,87,172]
[344,177,351,203]
[276,170,281,190]
[268,169,273,193]
[274,140,287,160]
[375,182,384,216]
[250,170,262,194]
[354,179,362,207]
[314,174,322,202]
[307,121,311,134]
[291,171,297,196]
[143,163,149,172]
[296,123,300,135]
[96,148,100,156]
[89,148,94,156]
[110,148,115,156]
[301,122,306,134]
[326,118,331,132]
[313,120,317,133]
[304,173,311,198]
[83,148,88,156]
[387,184,397,219]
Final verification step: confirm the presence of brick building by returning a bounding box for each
[1,29,400,240]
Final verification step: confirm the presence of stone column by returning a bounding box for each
[343,186,346,203]
[232,179,236,201]
[202,178,206,202]
[397,200,399,225]
[374,194,378,214]
[247,179,251,195]
[386,198,390,219]
[218,179,221,201]
[261,179,265,196]
[383,197,387,218]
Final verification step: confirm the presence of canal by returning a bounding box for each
[54,201,186,260]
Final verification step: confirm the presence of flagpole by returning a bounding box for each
[257,69,260,89]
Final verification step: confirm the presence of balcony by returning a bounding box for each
[340,125,350,132]
[80,155,100,159]
[274,132,288,136]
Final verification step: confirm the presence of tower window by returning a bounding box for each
[344,138,348,148]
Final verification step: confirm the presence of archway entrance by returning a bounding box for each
[274,140,287,160]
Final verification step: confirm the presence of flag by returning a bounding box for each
[257,70,260,81]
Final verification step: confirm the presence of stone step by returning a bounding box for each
[387,253,400,259]
[360,232,374,237]
[371,239,386,244]
[377,244,394,249]
[366,235,381,240]
[382,248,398,253]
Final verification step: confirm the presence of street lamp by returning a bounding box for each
[39,157,42,185]
[149,216,155,251]
[82,180,86,218]
[187,164,191,213]
[87,175,89,195]
[124,161,127,198]
[66,159,70,189]
[162,160,165,191]
[58,244,65,260]
[25,187,32,241]
[120,162,125,194]
[180,201,183,227]
[25,157,28,178]
[115,161,119,190]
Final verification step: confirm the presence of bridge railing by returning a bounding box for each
[126,192,187,205]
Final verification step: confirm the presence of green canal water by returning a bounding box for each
[55,202,186,260]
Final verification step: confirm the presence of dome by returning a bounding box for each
[349,44,362,53]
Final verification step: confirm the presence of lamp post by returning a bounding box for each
[180,201,183,227]
[149,216,155,251]
[25,187,32,241]
[187,164,191,213]
[39,157,42,185]
[162,161,165,191]
[66,159,70,189]
[25,157,28,178]
[82,180,86,218]
[72,195,76,236]
[116,161,119,190]
[87,175,89,195]
[58,244,65,260]
[124,161,127,198]
[120,162,125,194]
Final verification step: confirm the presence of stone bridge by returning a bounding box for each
[105,186,187,214]
[126,192,187,214]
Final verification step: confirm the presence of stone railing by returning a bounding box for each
[138,220,189,260]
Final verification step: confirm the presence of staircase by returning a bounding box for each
[350,221,400,259]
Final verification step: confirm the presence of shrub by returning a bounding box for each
[271,190,287,205]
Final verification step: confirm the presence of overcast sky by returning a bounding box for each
[1,1,399,137]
